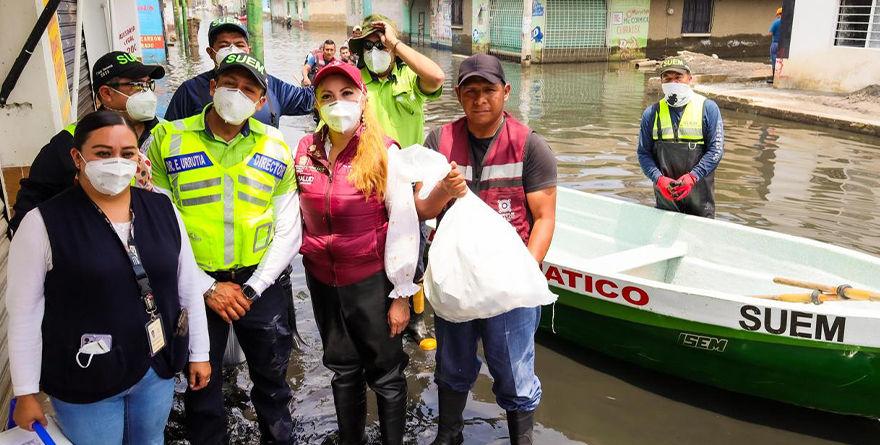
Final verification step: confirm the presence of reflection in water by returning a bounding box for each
[163,14,880,445]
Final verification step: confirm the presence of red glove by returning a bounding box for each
[657,176,676,200]
[672,173,697,201]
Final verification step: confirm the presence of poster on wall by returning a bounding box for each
[607,0,650,60]
[137,0,166,63]
[113,0,143,57]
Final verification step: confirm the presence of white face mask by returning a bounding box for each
[76,339,110,369]
[320,99,362,133]
[364,48,392,74]
[118,89,158,121]
[213,87,259,125]
[214,45,245,65]
[661,82,693,107]
[79,153,137,196]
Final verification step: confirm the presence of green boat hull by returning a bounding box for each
[540,287,880,418]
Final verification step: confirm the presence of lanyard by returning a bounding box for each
[87,198,159,320]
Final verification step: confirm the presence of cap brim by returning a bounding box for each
[660,67,689,74]
[117,64,166,81]
[217,64,267,89]
[210,23,249,40]
[457,71,504,87]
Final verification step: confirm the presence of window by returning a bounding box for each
[452,0,464,27]
[835,0,880,48]
[681,0,714,34]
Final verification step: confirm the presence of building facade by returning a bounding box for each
[776,0,880,93]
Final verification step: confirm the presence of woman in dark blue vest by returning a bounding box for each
[7,111,212,444]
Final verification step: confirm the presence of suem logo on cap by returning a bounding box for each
[224,54,266,75]
[212,17,242,26]
[115,53,137,65]
[662,58,685,68]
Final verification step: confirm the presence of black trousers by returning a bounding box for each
[306,270,410,445]
[185,275,295,445]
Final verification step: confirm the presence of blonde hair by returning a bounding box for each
[348,101,387,201]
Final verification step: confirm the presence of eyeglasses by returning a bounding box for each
[106,80,156,92]
[362,40,387,51]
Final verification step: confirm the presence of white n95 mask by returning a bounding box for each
[214,45,245,65]
[364,48,392,74]
[213,87,258,125]
[76,339,110,369]
[320,100,362,133]
[661,82,693,108]
[80,153,137,196]
[123,89,159,121]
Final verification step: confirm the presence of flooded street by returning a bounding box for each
[161,14,880,445]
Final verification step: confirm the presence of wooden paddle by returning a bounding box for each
[752,293,844,303]
[773,277,880,302]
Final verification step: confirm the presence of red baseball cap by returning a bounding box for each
[313,60,367,94]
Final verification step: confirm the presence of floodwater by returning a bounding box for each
[160,12,880,445]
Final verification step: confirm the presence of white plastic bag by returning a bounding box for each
[424,191,557,323]
[390,144,451,199]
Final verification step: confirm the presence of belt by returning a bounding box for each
[207,265,258,282]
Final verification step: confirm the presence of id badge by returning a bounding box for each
[145,315,166,356]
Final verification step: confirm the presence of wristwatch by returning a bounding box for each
[242,284,261,301]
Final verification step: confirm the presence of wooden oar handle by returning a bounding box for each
[773,277,880,301]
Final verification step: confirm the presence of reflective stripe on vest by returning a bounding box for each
[438,112,533,244]
[158,115,292,271]
[652,94,706,142]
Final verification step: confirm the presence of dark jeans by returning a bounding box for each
[770,41,779,75]
[306,270,409,445]
[184,277,295,445]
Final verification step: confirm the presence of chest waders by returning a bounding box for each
[651,97,715,218]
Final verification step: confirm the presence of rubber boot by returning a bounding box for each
[506,410,534,445]
[430,388,467,445]
[332,376,368,445]
[376,392,407,445]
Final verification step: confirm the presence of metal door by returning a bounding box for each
[489,0,524,54]
[58,0,95,119]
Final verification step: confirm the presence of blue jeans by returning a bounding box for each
[770,41,779,73]
[51,367,174,445]
[434,306,542,412]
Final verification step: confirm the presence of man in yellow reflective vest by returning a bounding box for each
[148,54,301,445]
[637,57,724,218]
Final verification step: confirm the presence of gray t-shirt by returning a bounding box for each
[423,122,557,194]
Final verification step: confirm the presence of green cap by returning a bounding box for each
[217,53,268,89]
[659,57,691,75]
[348,14,398,56]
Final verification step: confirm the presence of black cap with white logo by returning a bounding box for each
[209,17,249,42]
[217,53,268,89]
[92,51,165,90]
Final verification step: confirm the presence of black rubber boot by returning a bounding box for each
[506,410,535,445]
[332,372,368,445]
[430,388,468,445]
[376,391,407,445]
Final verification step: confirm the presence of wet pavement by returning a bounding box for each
[160,13,880,445]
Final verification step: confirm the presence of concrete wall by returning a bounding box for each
[372,0,406,30]
[452,0,472,54]
[310,0,348,25]
[646,0,777,59]
[777,0,880,93]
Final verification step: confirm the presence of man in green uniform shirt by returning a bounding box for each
[148,54,300,445]
[349,14,446,344]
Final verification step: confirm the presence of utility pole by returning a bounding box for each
[247,0,264,60]
[520,0,532,67]
[171,0,185,51]
[180,0,190,56]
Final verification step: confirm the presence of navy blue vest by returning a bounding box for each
[39,186,185,403]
